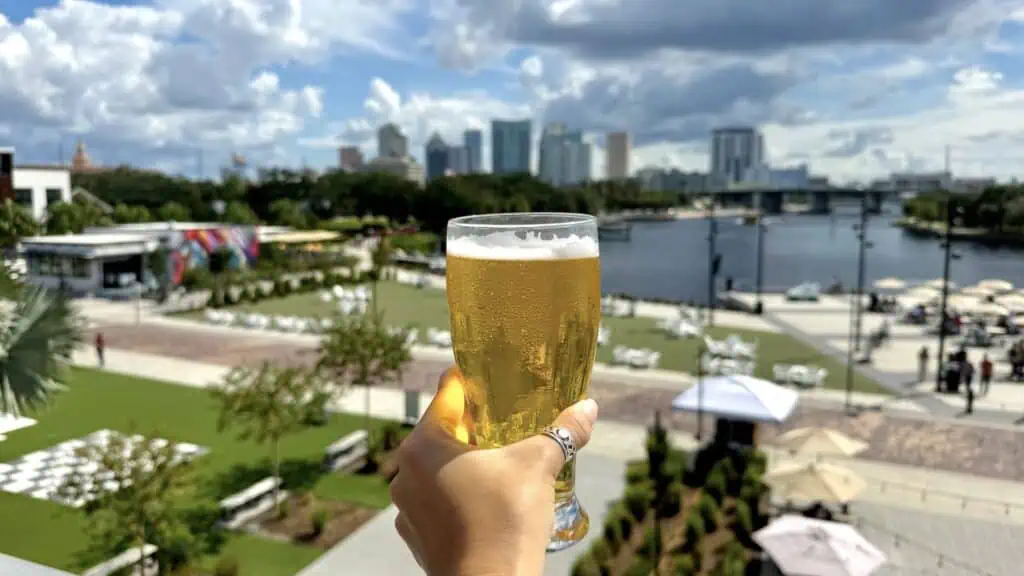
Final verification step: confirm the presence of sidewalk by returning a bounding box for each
[73,347,1024,526]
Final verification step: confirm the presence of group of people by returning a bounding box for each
[1007,339,1024,381]
[921,346,994,414]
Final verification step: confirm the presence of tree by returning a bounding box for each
[318,311,411,432]
[268,198,309,229]
[0,286,83,415]
[0,199,39,247]
[157,201,191,222]
[46,200,112,234]
[223,201,259,225]
[112,203,153,224]
[57,431,198,572]
[368,235,393,315]
[213,362,325,514]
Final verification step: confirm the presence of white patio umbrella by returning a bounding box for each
[902,286,940,302]
[943,294,980,312]
[924,278,957,290]
[754,515,887,576]
[966,301,1008,317]
[960,285,995,298]
[872,277,905,291]
[978,279,1014,293]
[671,375,799,424]
[774,427,868,458]
[765,461,866,503]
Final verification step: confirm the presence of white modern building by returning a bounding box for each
[364,156,425,187]
[709,127,765,190]
[605,132,631,180]
[377,123,409,159]
[539,124,591,187]
[21,233,159,296]
[0,147,73,221]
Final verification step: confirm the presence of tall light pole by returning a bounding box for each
[707,201,721,327]
[844,195,872,413]
[935,200,963,393]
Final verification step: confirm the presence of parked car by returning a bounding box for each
[786,282,821,302]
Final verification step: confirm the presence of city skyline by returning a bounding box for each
[1,2,1023,182]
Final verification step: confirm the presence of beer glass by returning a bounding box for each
[446,213,600,552]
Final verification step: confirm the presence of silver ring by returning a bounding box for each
[540,426,577,463]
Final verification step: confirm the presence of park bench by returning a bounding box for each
[218,476,287,530]
[323,430,369,472]
[83,543,158,576]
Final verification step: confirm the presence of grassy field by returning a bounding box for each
[189,281,887,394]
[0,368,391,574]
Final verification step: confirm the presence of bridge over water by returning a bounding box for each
[711,188,899,214]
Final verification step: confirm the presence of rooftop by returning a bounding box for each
[0,554,73,576]
[22,233,156,246]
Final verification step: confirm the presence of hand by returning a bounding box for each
[390,367,599,576]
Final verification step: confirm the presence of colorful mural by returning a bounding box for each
[169,227,260,284]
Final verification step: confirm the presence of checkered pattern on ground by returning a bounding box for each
[0,429,207,507]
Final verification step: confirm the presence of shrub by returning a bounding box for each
[610,502,634,542]
[602,507,626,553]
[704,469,727,505]
[590,538,613,570]
[683,510,706,552]
[626,461,649,485]
[624,484,653,522]
[733,500,754,539]
[720,541,748,576]
[213,555,239,576]
[696,493,720,531]
[636,525,659,556]
[626,557,654,576]
[311,508,328,537]
[657,482,682,519]
[672,553,697,576]
[571,553,602,576]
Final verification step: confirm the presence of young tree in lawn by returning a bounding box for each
[0,285,83,415]
[213,362,324,514]
[57,432,199,573]
[318,310,411,432]
[367,234,393,315]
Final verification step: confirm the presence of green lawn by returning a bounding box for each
[190,282,887,395]
[0,368,392,574]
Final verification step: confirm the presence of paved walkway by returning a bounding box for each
[73,347,1024,575]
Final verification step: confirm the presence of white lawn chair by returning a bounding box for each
[318,290,333,303]
[332,285,345,299]
[669,320,701,339]
[645,351,661,369]
[772,364,791,383]
[338,300,357,315]
[811,368,828,388]
[703,335,728,357]
[405,329,419,348]
[701,354,720,375]
[355,286,371,301]
[612,346,630,365]
[598,326,611,346]
[204,309,220,324]
[320,318,334,331]
[725,334,758,360]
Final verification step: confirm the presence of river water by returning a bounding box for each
[599,207,1024,304]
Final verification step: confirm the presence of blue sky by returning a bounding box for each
[0,0,1022,181]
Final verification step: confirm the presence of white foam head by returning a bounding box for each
[447,231,599,260]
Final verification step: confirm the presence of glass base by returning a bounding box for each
[547,492,589,553]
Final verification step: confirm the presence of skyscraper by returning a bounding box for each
[448,146,470,175]
[338,146,364,171]
[539,123,591,186]
[463,129,482,173]
[605,132,630,180]
[709,127,764,189]
[425,133,450,181]
[378,123,408,159]
[491,119,532,175]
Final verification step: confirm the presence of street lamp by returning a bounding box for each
[844,195,873,413]
[706,202,721,327]
[754,216,766,314]
[935,201,964,393]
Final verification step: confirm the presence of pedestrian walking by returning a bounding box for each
[963,360,976,415]
[981,354,993,396]
[918,346,929,383]
[95,332,105,368]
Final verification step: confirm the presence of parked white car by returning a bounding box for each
[785,282,822,302]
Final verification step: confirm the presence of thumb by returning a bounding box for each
[516,398,600,479]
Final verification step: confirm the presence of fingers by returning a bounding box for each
[517,398,600,479]
[394,512,425,569]
[420,366,467,437]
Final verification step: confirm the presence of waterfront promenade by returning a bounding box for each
[69,345,1024,576]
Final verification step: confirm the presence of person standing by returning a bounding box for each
[918,346,929,383]
[963,360,976,415]
[95,332,105,368]
[981,354,993,396]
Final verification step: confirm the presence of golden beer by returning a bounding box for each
[445,219,600,551]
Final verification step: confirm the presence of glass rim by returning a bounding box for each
[447,212,596,230]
